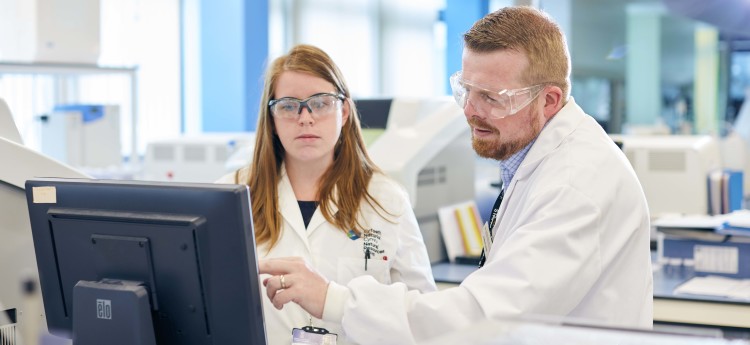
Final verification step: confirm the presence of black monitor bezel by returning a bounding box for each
[25,178,266,344]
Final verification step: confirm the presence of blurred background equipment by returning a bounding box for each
[141,133,255,183]
[0,98,89,345]
[38,104,122,171]
[0,0,100,64]
[612,134,722,217]
[360,97,474,263]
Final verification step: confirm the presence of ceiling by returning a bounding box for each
[566,0,746,82]
[662,0,750,37]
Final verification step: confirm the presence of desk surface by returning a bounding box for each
[651,266,750,328]
[431,256,750,329]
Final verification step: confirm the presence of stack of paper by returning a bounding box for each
[716,210,750,236]
[674,275,750,300]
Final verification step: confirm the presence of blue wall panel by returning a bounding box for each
[444,0,488,94]
[199,0,267,132]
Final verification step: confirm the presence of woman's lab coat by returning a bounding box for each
[322,98,654,344]
[217,166,436,344]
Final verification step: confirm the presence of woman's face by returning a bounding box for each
[271,71,349,167]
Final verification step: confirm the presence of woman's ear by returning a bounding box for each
[342,98,351,125]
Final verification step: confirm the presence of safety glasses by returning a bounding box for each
[268,93,345,119]
[450,71,543,119]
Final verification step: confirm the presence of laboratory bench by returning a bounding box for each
[431,253,750,337]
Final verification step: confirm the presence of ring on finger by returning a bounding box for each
[280,275,286,289]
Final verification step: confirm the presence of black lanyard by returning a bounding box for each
[488,187,505,230]
[478,184,504,268]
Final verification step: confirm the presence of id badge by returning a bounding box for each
[292,326,337,345]
[480,221,493,257]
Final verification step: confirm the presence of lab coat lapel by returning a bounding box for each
[277,166,310,244]
[306,186,339,235]
[514,97,584,182]
[493,98,585,233]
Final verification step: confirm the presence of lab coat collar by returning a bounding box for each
[306,190,339,234]
[491,97,586,226]
[277,165,309,242]
[277,164,340,239]
[512,97,585,183]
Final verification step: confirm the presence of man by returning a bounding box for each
[260,6,653,344]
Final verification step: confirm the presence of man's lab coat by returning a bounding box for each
[322,98,654,344]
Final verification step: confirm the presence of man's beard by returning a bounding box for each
[470,104,543,161]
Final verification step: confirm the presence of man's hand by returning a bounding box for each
[259,257,330,319]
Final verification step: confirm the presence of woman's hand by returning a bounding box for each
[260,257,330,319]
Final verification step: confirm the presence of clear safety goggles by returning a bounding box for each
[268,92,345,119]
[449,71,544,119]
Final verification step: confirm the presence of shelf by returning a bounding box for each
[0,62,140,163]
[0,61,137,75]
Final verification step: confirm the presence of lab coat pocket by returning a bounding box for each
[337,257,391,285]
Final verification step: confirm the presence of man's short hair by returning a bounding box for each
[464,6,571,99]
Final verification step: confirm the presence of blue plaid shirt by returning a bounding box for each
[499,138,537,191]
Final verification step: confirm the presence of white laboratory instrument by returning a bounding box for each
[611,134,721,217]
[39,104,122,169]
[0,100,23,144]
[0,0,100,63]
[141,133,255,183]
[0,98,89,342]
[364,97,474,263]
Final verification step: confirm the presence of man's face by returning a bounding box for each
[461,49,546,161]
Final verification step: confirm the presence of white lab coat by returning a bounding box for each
[217,166,436,345]
[322,98,654,344]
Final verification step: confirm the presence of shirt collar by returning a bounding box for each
[499,138,537,190]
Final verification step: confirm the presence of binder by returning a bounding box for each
[707,170,744,215]
[438,201,484,262]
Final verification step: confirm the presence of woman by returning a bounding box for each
[217,44,436,344]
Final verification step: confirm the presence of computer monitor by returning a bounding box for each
[25,178,267,344]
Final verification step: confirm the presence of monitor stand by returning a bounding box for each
[73,280,156,345]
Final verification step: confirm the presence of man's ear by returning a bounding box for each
[542,86,564,120]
